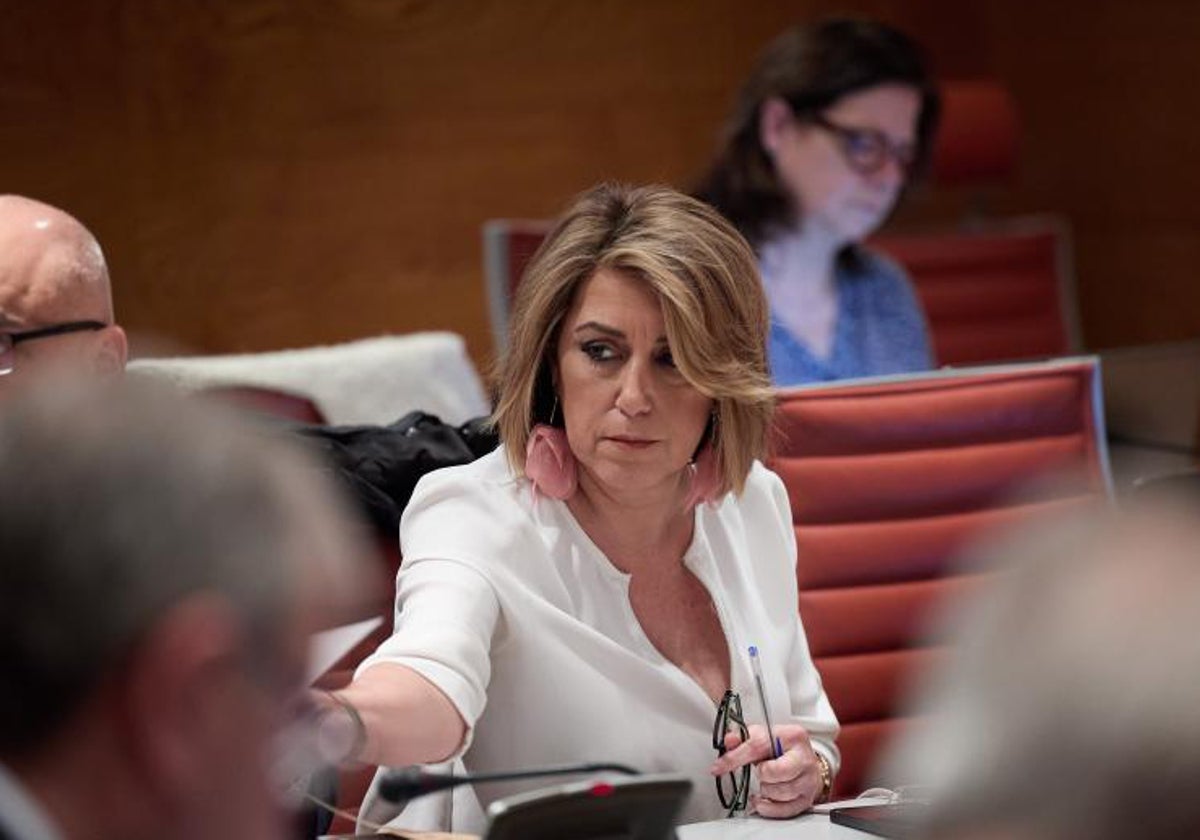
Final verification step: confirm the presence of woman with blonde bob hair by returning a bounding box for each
[316,183,839,833]
[494,181,774,500]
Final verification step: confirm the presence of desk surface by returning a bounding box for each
[331,820,873,840]
[679,812,871,839]
[327,811,874,840]
[1107,441,1197,494]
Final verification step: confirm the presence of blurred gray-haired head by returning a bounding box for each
[882,497,1200,840]
[0,377,365,758]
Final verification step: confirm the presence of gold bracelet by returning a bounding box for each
[814,752,833,803]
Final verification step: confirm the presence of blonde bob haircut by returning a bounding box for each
[493,182,774,497]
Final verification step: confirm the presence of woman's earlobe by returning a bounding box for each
[759,97,793,156]
[525,424,576,500]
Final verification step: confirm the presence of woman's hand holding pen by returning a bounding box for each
[708,723,825,818]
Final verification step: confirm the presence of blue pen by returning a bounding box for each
[749,645,783,758]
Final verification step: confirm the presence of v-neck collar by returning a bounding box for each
[545,498,748,708]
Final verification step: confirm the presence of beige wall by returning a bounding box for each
[2,0,1197,370]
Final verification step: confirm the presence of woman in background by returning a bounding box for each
[695,19,941,385]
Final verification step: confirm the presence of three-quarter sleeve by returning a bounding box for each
[356,558,499,730]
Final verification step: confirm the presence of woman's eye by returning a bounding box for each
[656,350,678,369]
[581,341,617,363]
[844,130,881,156]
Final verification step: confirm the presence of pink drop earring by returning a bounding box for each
[524,395,577,500]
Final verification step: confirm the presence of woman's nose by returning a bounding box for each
[614,362,653,416]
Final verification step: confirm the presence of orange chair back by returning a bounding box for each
[769,359,1111,796]
[201,383,327,425]
[929,80,1020,187]
[483,219,554,356]
[871,218,1078,367]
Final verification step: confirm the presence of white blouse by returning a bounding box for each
[357,448,839,833]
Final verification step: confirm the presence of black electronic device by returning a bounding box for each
[378,762,640,804]
[828,802,930,839]
[483,774,692,840]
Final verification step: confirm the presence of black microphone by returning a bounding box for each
[378,762,641,803]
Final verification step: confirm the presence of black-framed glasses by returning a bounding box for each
[713,689,750,817]
[0,320,107,375]
[809,113,917,177]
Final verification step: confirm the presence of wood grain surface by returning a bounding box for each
[1,0,1196,369]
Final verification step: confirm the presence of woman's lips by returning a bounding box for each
[605,436,658,449]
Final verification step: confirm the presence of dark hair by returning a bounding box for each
[693,19,941,250]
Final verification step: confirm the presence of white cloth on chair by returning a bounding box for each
[128,332,489,426]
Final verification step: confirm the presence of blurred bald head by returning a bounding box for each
[0,195,126,394]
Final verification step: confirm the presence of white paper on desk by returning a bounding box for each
[811,795,891,815]
[306,616,384,684]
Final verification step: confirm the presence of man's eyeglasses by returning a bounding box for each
[713,689,750,817]
[809,114,917,177]
[0,320,107,376]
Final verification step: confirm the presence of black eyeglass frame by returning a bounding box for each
[807,113,918,178]
[0,320,108,376]
[712,689,751,817]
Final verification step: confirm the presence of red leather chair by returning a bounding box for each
[769,358,1112,796]
[869,81,1078,367]
[871,217,1079,367]
[201,383,327,425]
[927,79,1020,188]
[482,219,554,358]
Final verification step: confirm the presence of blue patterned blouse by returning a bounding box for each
[766,249,934,386]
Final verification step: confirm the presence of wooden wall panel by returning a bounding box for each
[0,0,1196,370]
[976,0,1200,349]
